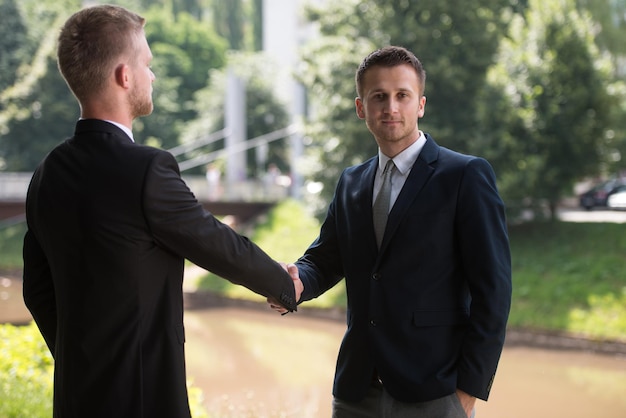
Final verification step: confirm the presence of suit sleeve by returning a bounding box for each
[455,157,512,400]
[141,151,297,311]
[22,229,58,355]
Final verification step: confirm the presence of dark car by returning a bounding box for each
[579,177,626,210]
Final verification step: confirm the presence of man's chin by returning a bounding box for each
[134,104,154,119]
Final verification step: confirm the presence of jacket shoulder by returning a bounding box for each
[342,155,377,177]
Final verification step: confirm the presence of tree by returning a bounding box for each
[576,0,626,174]
[179,51,291,177]
[211,0,245,50]
[252,0,263,51]
[0,0,28,92]
[477,0,621,219]
[135,0,205,18]
[133,7,228,149]
[0,0,80,171]
[0,0,227,170]
[577,0,626,64]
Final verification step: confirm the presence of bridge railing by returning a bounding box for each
[182,175,289,202]
[0,173,288,204]
[0,172,31,201]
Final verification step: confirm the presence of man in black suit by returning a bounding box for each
[22,5,302,418]
[271,46,512,417]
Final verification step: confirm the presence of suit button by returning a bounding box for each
[370,319,377,326]
[372,273,381,281]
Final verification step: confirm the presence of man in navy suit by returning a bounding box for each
[23,5,302,418]
[271,46,511,417]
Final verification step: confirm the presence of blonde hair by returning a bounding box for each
[57,5,146,102]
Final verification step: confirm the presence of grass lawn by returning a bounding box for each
[508,221,626,341]
[2,201,625,342]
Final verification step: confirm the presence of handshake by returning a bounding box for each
[268,262,303,315]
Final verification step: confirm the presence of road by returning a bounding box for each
[558,207,626,223]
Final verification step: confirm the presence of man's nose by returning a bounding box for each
[384,97,398,113]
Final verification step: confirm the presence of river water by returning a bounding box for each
[3,276,626,418]
[183,307,626,418]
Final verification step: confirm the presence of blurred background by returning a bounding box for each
[1,0,626,417]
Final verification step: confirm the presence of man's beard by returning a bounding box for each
[129,87,153,119]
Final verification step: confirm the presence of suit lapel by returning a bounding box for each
[357,157,378,229]
[378,136,439,253]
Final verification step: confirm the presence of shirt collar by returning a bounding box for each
[378,131,426,175]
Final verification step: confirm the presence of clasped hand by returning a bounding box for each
[268,262,303,314]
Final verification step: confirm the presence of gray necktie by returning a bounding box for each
[373,159,395,247]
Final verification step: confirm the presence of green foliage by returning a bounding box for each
[297,34,378,215]
[508,221,626,341]
[188,382,210,418]
[251,199,320,261]
[300,0,626,220]
[2,55,79,171]
[477,0,622,218]
[0,0,28,91]
[199,218,626,341]
[180,51,292,176]
[0,322,53,418]
[375,0,514,150]
[197,199,320,297]
[195,199,347,307]
[577,0,626,57]
[0,323,210,417]
[211,0,244,50]
[141,7,228,149]
[0,0,228,170]
[251,0,263,51]
[0,0,79,171]
[0,222,26,269]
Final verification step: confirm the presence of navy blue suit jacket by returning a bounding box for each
[297,134,512,403]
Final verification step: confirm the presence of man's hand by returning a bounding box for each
[268,262,303,314]
[456,389,476,418]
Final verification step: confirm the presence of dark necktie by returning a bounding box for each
[373,160,395,247]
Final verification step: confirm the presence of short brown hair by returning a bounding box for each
[57,5,146,102]
[355,46,426,97]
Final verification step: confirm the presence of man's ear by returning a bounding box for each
[114,64,130,89]
[355,97,365,119]
[418,95,426,118]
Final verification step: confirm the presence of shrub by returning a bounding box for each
[0,322,53,418]
[0,322,210,417]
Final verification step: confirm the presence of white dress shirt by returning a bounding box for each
[373,132,427,212]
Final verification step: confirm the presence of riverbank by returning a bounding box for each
[3,269,626,357]
[184,289,626,357]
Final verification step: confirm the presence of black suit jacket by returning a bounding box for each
[297,134,512,403]
[23,119,297,418]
